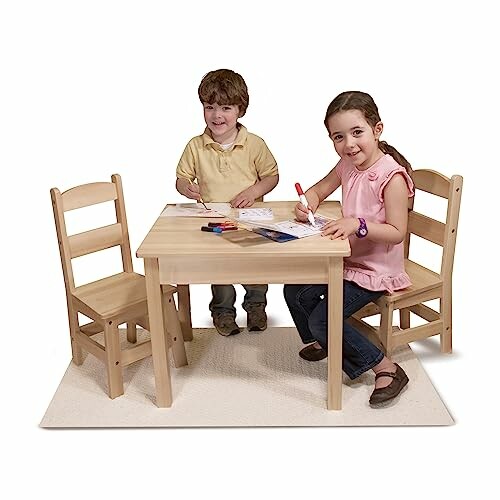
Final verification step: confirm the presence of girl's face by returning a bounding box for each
[326,110,383,170]
[203,102,240,144]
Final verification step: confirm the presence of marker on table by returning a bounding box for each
[295,183,316,227]
[208,222,239,230]
[188,179,209,210]
[201,225,237,233]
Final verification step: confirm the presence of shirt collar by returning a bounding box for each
[202,123,248,148]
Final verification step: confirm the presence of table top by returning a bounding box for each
[137,201,350,259]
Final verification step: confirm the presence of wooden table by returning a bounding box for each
[137,201,350,409]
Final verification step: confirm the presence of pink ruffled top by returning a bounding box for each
[335,154,414,293]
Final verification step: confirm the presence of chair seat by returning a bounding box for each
[73,272,176,321]
[380,259,442,304]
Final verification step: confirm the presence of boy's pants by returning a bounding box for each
[209,284,268,318]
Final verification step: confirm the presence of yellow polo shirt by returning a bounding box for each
[176,124,278,202]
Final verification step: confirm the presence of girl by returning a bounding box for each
[284,91,413,406]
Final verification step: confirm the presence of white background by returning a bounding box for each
[1,1,498,498]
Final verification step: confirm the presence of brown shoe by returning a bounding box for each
[246,304,267,332]
[213,314,240,337]
[369,363,409,406]
[299,343,327,361]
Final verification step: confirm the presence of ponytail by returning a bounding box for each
[379,140,412,178]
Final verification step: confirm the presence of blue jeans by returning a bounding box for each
[210,284,268,317]
[283,281,385,379]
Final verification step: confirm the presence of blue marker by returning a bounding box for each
[201,226,223,233]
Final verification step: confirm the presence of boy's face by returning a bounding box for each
[203,102,240,144]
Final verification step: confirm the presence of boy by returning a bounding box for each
[176,69,279,336]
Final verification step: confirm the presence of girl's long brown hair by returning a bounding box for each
[324,91,412,176]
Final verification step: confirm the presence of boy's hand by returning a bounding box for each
[230,187,256,208]
[185,182,201,200]
[176,177,202,200]
[321,217,358,240]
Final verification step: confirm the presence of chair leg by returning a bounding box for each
[162,295,188,368]
[440,296,452,353]
[400,308,410,330]
[127,322,137,343]
[379,303,395,356]
[137,315,150,331]
[68,311,83,365]
[177,285,193,341]
[103,320,124,399]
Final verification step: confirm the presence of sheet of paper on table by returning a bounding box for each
[160,203,232,218]
[237,207,274,220]
[241,213,333,238]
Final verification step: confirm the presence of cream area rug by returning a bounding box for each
[40,327,453,427]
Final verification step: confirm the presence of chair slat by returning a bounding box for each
[73,329,106,360]
[62,182,117,211]
[412,169,450,198]
[69,223,123,258]
[408,211,445,246]
[408,304,440,322]
[392,320,443,348]
[121,341,152,366]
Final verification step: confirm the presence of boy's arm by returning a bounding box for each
[230,174,279,208]
[231,135,279,208]
[176,141,201,200]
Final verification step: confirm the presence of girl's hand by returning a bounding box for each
[321,217,359,240]
[294,201,310,222]
[231,187,256,208]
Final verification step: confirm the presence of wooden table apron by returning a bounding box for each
[137,201,351,410]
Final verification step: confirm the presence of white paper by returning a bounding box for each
[237,208,274,220]
[160,203,232,218]
[239,214,333,238]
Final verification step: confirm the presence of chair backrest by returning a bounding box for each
[50,174,133,293]
[406,169,463,280]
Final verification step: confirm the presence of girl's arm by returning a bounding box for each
[296,167,341,221]
[322,173,409,243]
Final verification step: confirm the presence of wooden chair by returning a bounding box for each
[51,173,187,399]
[350,169,463,356]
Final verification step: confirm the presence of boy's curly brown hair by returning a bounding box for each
[198,69,249,117]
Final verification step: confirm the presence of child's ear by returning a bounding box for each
[374,121,383,140]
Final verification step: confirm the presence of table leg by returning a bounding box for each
[327,257,343,410]
[177,284,193,341]
[144,257,172,408]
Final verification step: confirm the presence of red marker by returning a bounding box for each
[207,222,238,231]
[295,183,316,227]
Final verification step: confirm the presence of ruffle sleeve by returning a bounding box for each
[378,167,414,203]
